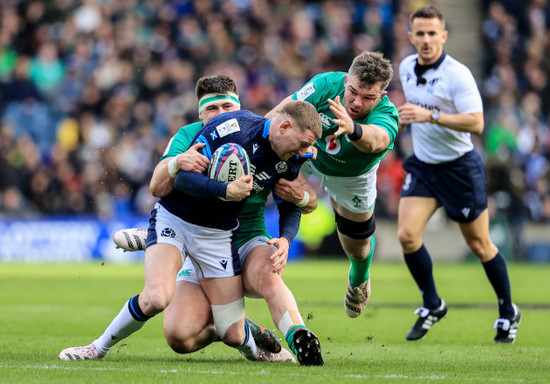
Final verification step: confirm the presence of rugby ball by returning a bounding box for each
[208,143,250,184]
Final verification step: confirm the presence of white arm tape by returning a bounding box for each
[296,190,310,208]
[167,156,179,178]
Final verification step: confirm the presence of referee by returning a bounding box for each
[396,5,520,344]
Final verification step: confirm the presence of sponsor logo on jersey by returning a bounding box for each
[325,134,341,154]
[296,82,315,100]
[252,143,259,154]
[219,260,228,270]
[275,161,288,174]
[177,269,192,277]
[216,118,240,138]
[255,171,271,181]
[161,228,176,238]
[252,181,264,193]
[319,113,332,128]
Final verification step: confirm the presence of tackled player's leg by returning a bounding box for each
[242,239,323,366]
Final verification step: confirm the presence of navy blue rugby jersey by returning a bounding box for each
[159,110,303,230]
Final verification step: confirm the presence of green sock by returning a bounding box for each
[285,325,304,354]
[348,236,376,287]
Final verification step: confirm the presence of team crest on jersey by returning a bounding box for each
[319,113,332,128]
[161,228,176,238]
[296,82,315,100]
[325,134,341,154]
[275,161,288,174]
[216,118,240,138]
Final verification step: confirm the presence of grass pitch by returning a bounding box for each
[0,259,549,383]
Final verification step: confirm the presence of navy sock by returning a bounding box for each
[404,244,441,310]
[482,252,514,319]
[128,294,152,322]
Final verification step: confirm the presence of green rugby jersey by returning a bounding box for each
[293,72,399,176]
[161,122,203,160]
[160,121,270,247]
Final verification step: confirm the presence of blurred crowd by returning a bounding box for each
[480,0,550,227]
[0,0,548,226]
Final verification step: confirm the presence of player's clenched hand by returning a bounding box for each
[178,143,210,173]
[397,103,431,124]
[225,174,253,201]
[267,237,290,274]
[328,95,354,136]
[274,178,304,204]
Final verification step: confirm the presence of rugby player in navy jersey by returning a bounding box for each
[160,101,321,361]
[397,6,520,343]
[59,97,322,363]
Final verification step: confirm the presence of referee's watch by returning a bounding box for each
[430,110,440,124]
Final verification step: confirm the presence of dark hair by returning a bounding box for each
[410,6,445,28]
[195,75,238,100]
[348,51,393,91]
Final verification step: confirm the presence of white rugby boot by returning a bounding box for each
[257,347,296,363]
[58,343,104,361]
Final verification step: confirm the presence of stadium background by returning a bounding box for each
[0,0,548,263]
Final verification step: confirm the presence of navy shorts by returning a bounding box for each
[400,150,488,223]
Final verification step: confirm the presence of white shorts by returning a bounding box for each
[300,162,378,214]
[176,236,275,284]
[149,203,241,279]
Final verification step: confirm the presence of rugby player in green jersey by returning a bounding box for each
[267,51,399,319]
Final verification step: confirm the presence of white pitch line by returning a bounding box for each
[0,364,529,383]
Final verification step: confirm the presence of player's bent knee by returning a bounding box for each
[141,291,172,315]
[211,298,245,343]
[166,334,192,354]
[335,210,376,239]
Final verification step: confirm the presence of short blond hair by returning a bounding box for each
[280,100,322,138]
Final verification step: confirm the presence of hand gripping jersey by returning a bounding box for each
[293,72,399,177]
[399,53,483,164]
[160,110,302,230]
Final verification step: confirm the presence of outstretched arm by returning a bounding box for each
[329,96,390,153]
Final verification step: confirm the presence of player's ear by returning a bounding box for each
[279,120,292,134]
